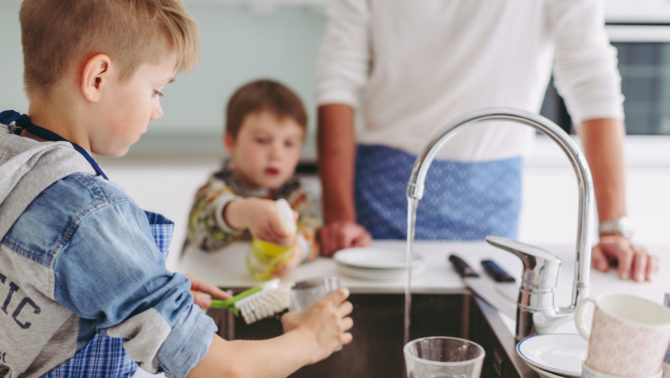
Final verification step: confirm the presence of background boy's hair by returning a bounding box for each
[225,79,308,139]
[19,0,200,96]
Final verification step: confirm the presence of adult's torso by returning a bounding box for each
[360,0,553,160]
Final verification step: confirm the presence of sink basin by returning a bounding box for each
[208,290,536,377]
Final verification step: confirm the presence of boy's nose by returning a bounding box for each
[151,104,164,121]
[269,142,283,157]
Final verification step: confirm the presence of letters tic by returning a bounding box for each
[0,273,41,329]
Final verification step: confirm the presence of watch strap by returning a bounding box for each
[598,216,634,238]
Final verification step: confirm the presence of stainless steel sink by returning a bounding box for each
[208,289,538,377]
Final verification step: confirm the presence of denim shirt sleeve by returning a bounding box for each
[52,194,215,377]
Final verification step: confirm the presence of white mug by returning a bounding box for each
[575,293,670,376]
[664,294,670,378]
[582,361,662,378]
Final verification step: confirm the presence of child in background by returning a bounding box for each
[184,79,321,277]
[0,1,352,377]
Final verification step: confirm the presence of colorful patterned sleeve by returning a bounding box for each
[185,176,247,252]
[286,184,322,261]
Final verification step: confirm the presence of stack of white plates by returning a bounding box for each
[333,247,425,281]
[516,333,587,377]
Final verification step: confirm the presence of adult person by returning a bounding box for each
[315,0,658,281]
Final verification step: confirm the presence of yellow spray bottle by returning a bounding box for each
[246,199,296,280]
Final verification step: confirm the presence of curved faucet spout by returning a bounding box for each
[407,107,594,315]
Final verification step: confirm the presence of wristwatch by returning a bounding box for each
[598,216,634,238]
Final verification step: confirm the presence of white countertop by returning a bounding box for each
[177,240,669,308]
[177,240,668,374]
[178,240,669,336]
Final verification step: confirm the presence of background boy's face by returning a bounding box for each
[225,110,304,190]
[93,51,176,157]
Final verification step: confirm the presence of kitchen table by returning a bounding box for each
[177,240,669,377]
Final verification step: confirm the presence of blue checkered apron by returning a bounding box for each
[354,144,522,240]
[43,212,174,377]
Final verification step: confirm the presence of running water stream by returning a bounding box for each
[403,197,419,345]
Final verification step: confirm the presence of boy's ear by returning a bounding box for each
[81,53,112,103]
[223,132,235,153]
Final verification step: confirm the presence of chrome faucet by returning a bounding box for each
[406,107,594,341]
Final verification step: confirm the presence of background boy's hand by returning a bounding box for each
[227,198,296,246]
[280,288,353,363]
[273,244,301,277]
[184,273,231,309]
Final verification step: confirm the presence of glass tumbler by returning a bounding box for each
[289,276,340,312]
[403,336,485,378]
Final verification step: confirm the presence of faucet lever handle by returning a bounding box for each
[485,236,561,290]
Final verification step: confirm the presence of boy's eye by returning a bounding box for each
[255,137,269,144]
[153,89,164,97]
[284,140,296,148]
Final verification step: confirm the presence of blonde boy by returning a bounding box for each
[0,1,352,377]
[185,79,320,277]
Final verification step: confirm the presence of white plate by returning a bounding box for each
[333,247,424,270]
[336,261,425,281]
[516,333,587,377]
[526,363,570,378]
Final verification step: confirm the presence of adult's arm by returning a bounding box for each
[315,0,373,256]
[548,0,658,281]
[579,119,659,281]
[317,104,371,256]
[318,104,356,225]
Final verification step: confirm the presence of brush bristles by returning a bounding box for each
[237,286,290,324]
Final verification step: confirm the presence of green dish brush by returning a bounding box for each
[210,278,290,324]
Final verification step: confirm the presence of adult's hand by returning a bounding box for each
[317,221,372,257]
[591,235,659,282]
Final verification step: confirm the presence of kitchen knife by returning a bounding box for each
[481,259,515,282]
[481,259,520,303]
[448,254,517,319]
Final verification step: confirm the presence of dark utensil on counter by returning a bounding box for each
[481,259,519,302]
[448,254,516,319]
[481,259,515,282]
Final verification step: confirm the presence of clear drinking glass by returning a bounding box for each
[403,336,485,378]
[289,276,340,312]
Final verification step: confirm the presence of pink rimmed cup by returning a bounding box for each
[575,293,670,376]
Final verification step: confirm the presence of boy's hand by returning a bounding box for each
[280,288,354,363]
[226,198,296,246]
[184,273,232,309]
[273,244,301,277]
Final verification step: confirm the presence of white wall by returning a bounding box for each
[0,3,327,159]
[519,136,670,248]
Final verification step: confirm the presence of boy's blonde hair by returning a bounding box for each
[19,0,199,96]
[226,79,308,140]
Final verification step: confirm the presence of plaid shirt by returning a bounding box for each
[43,212,173,378]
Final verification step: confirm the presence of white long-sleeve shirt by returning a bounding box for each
[315,0,624,161]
